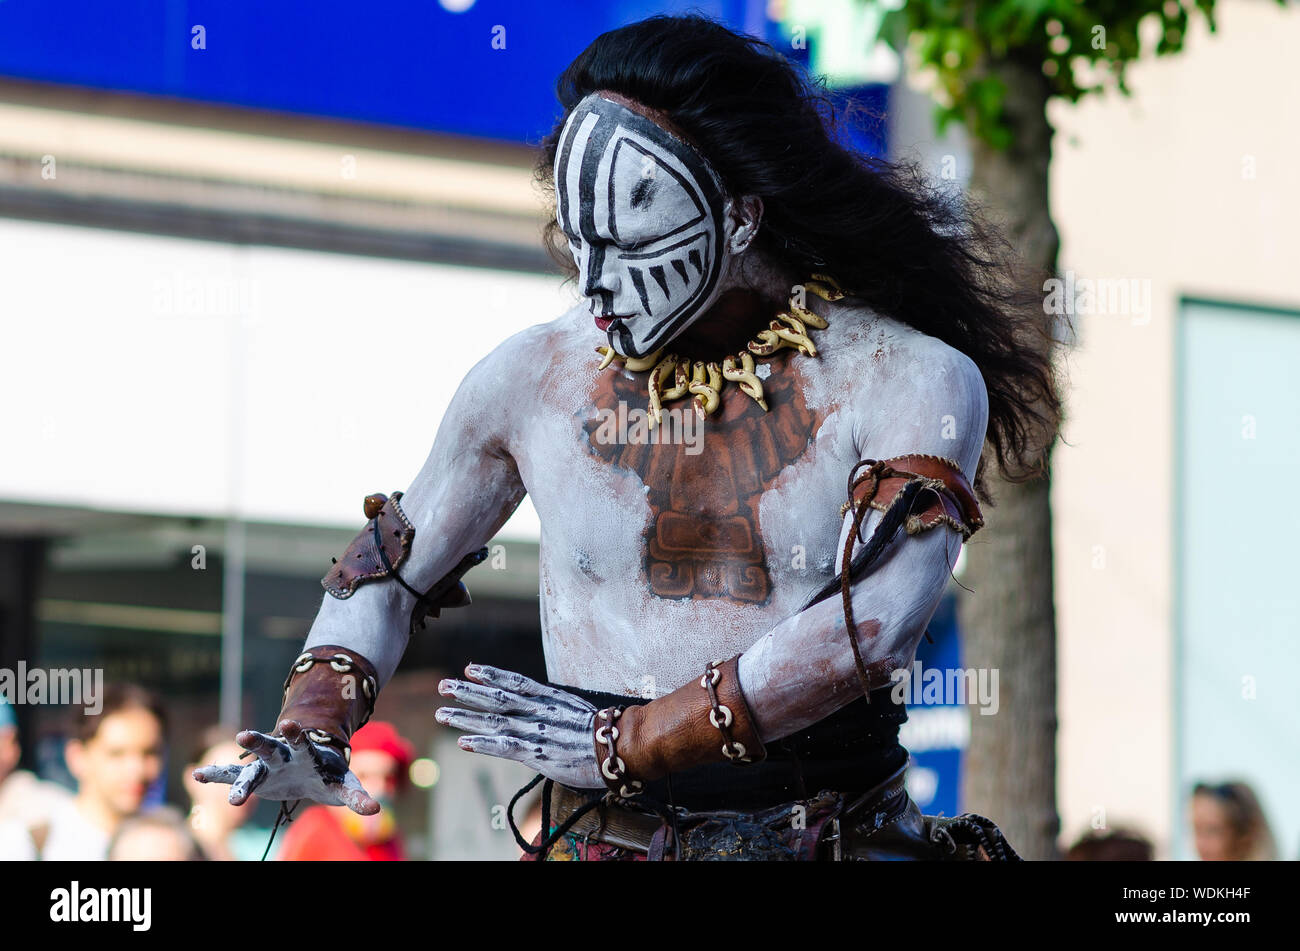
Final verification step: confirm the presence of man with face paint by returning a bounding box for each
[196,16,1054,861]
[556,91,734,361]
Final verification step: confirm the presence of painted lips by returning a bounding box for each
[595,315,633,331]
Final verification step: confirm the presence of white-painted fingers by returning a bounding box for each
[277,719,309,749]
[236,729,290,764]
[437,678,547,715]
[457,734,539,764]
[463,664,572,702]
[333,773,381,816]
[191,763,243,785]
[434,707,514,735]
[228,760,267,806]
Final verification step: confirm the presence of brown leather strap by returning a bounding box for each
[846,453,983,539]
[549,784,663,854]
[322,492,415,600]
[597,654,766,786]
[321,491,487,637]
[276,645,379,755]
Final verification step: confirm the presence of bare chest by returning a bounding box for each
[513,350,857,691]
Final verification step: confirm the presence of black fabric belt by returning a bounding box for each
[554,680,910,811]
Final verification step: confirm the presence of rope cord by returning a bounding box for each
[260,798,301,861]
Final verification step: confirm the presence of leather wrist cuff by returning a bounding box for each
[593,655,766,791]
[276,645,380,757]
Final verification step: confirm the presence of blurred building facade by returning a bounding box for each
[1047,0,1299,859]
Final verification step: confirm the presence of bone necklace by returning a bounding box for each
[595,274,848,426]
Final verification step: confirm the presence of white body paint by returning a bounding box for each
[208,91,990,801]
[306,291,988,748]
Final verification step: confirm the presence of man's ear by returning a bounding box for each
[726,194,764,254]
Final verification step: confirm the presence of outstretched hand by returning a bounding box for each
[436,664,605,790]
[192,719,380,815]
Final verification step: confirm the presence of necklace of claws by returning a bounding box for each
[595,274,849,427]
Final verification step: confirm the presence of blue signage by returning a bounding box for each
[0,1,756,143]
[900,591,970,820]
[0,0,887,156]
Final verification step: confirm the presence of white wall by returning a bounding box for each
[2,218,575,540]
[1049,0,1300,856]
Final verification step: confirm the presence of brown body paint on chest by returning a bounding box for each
[584,352,819,604]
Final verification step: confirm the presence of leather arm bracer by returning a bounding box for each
[275,645,380,761]
[322,491,417,600]
[591,655,766,796]
[321,490,482,635]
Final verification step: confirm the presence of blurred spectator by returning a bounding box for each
[1190,780,1277,861]
[276,720,414,861]
[184,726,277,861]
[0,695,72,859]
[41,684,167,861]
[108,805,204,861]
[1064,827,1155,861]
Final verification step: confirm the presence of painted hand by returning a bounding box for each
[191,719,380,815]
[436,664,604,790]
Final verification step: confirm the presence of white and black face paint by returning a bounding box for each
[555,93,729,358]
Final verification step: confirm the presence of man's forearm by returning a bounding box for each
[300,358,528,688]
[591,516,961,792]
[737,518,960,744]
[304,583,411,688]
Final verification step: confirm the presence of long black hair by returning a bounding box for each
[536,14,1061,499]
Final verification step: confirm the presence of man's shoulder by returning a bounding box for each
[822,307,989,473]
[828,307,986,405]
[457,304,589,399]
[475,304,587,370]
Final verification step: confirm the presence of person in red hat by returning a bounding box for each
[275,721,413,861]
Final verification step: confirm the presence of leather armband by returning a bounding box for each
[592,655,766,795]
[321,490,486,635]
[842,453,984,539]
[323,492,415,599]
[275,645,379,759]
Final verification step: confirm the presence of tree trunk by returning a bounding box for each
[958,53,1062,860]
